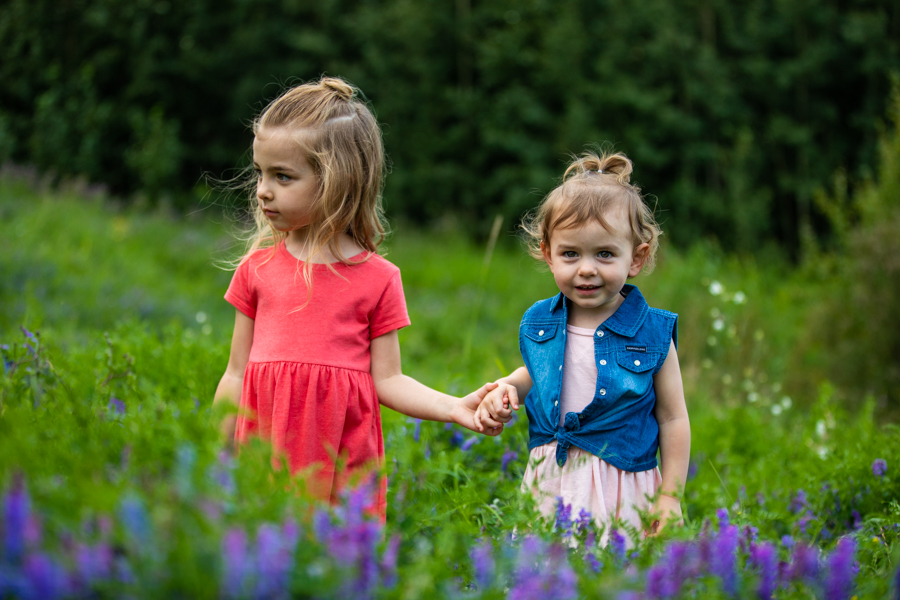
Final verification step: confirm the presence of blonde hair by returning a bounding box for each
[238,76,387,302]
[522,151,662,273]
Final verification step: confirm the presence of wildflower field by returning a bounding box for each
[1,171,899,599]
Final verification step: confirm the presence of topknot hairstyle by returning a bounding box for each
[237,76,387,304]
[522,151,662,273]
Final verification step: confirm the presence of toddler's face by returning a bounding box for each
[541,211,648,326]
[253,127,318,234]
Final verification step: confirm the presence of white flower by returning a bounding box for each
[713,319,725,331]
[709,281,723,295]
[781,396,792,409]
[748,392,759,403]
[816,420,827,437]
[733,291,746,304]
[771,404,782,415]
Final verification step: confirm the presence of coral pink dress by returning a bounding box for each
[225,242,410,517]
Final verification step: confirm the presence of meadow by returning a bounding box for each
[1,169,899,599]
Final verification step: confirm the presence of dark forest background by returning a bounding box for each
[1,0,899,252]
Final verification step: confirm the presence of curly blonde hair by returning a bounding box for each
[522,151,662,273]
[236,76,387,303]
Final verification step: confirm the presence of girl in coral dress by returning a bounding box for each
[213,77,497,519]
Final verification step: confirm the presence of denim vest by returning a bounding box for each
[519,284,677,471]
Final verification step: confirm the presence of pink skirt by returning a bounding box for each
[521,441,661,546]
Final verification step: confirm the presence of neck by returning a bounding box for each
[284,229,366,263]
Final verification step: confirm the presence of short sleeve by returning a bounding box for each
[224,259,257,319]
[369,271,411,339]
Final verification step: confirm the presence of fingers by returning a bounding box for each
[507,387,520,411]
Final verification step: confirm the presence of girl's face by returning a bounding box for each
[541,211,649,327]
[253,127,319,235]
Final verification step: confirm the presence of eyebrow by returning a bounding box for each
[254,162,298,173]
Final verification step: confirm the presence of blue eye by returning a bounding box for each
[563,251,578,258]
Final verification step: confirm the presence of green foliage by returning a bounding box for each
[795,83,900,407]
[1,175,900,597]
[1,0,898,251]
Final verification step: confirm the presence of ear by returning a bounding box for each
[540,239,552,267]
[629,243,650,277]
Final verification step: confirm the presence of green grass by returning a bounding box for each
[1,175,898,598]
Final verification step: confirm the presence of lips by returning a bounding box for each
[263,209,279,218]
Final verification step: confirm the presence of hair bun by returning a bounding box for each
[597,154,632,182]
[320,77,355,101]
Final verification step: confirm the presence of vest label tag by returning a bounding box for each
[625,345,647,352]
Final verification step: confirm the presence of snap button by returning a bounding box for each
[599,359,607,366]
[538,330,544,336]
[599,389,607,396]
[554,400,558,406]
[597,331,604,337]
[634,360,641,366]
[559,365,562,371]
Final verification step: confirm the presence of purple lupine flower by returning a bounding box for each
[687,461,698,480]
[739,525,759,554]
[575,508,593,534]
[609,529,627,566]
[108,397,125,414]
[788,542,819,584]
[710,524,738,596]
[23,552,68,600]
[118,495,151,547]
[797,512,815,534]
[460,436,479,451]
[380,534,400,589]
[20,327,36,340]
[789,490,808,514]
[502,450,518,472]
[872,459,887,477]
[716,508,729,529]
[318,484,384,599]
[584,532,603,573]
[781,535,795,549]
[646,541,693,599]
[470,540,495,589]
[75,542,113,590]
[3,475,29,563]
[749,541,777,600]
[824,537,857,600]
[411,418,422,442]
[221,528,250,599]
[450,430,464,447]
[254,523,294,600]
[554,498,573,535]
[851,510,862,530]
[893,562,900,600]
[509,537,578,600]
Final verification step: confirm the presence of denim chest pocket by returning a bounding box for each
[614,351,660,398]
[522,323,558,343]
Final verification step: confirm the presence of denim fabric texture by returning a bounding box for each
[519,284,677,471]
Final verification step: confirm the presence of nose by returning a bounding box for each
[576,258,598,277]
[256,176,273,202]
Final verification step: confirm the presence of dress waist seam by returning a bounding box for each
[246,360,369,374]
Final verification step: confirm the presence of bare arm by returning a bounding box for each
[651,339,691,532]
[370,330,500,435]
[213,310,254,442]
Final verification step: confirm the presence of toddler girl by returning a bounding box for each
[474,152,690,542]
[213,76,498,518]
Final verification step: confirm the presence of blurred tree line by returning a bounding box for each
[1,0,898,252]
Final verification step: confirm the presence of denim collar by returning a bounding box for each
[550,283,649,338]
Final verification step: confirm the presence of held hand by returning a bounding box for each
[453,382,505,436]
[473,383,520,432]
[646,494,684,537]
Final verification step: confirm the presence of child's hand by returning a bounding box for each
[451,381,506,436]
[646,493,684,537]
[473,382,520,433]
